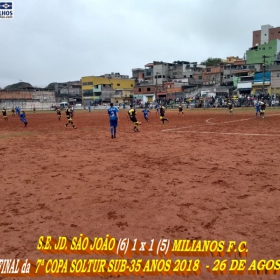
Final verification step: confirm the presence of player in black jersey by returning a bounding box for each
[2,107,8,121]
[127,105,141,132]
[159,105,169,124]
[227,99,233,115]
[56,108,62,120]
[178,104,184,116]
[260,98,266,118]
[65,105,77,129]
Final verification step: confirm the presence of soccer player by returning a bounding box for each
[108,102,119,138]
[260,98,266,118]
[155,103,159,114]
[255,100,261,117]
[65,105,77,129]
[178,104,184,116]
[15,106,20,116]
[33,106,36,113]
[159,105,169,124]
[20,111,28,127]
[2,107,8,121]
[127,105,141,132]
[227,99,233,115]
[142,108,150,121]
[11,107,15,116]
[56,108,62,120]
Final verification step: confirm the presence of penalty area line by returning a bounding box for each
[176,131,280,137]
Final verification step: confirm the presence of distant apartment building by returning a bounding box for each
[246,39,280,66]
[54,81,82,103]
[252,25,280,47]
[222,56,246,86]
[202,66,223,85]
[81,73,134,105]
[270,64,280,95]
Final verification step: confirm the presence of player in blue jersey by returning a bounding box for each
[255,100,261,117]
[19,111,28,127]
[15,106,21,116]
[155,104,159,114]
[142,108,150,122]
[108,103,119,138]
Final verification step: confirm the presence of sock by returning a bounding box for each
[110,127,114,135]
[113,127,116,136]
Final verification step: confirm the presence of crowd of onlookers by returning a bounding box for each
[134,93,280,109]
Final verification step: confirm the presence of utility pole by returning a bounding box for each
[262,55,266,98]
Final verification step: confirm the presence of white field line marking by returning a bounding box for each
[162,113,280,132]
[206,118,213,124]
[206,113,280,125]
[161,125,194,132]
[176,131,280,137]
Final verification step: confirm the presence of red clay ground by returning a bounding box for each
[1,108,280,280]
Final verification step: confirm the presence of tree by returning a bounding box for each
[200,57,223,66]
[45,82,56,90]
[5,82,33,91]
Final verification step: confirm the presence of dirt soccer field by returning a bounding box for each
[1,107,280,280]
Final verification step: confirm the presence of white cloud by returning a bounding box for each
[0,0,279,88]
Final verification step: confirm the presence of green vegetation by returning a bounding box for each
[200,57,223,66]
[45,82,56,90]
[5,82,33,91]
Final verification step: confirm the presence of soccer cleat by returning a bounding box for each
[111,134,114,138]
[64,125,67,128]
[114,135,116,138]
[167,119,169,122]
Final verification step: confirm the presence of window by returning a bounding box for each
[271,33,274,35]
[94,92,101,96]
[206,68,211,72]
[269,47,272,49]
[94,85,98,88]
[147,88,151,91]
[263,48,265,50]
[82,82,88,86]
[138,88,141,92]
[83,90,93,97]
[117,83,120,86]
[158,75,162,78]
[131,84,133,87]
[199,76,202,80]
[265,34,267,36]
[163,75,165,78]
[277,73,280,77]
[88,82,93,85]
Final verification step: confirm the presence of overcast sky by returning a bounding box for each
[0,0,279,88]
